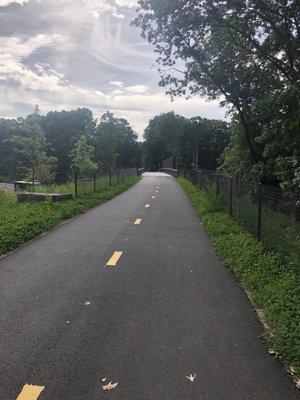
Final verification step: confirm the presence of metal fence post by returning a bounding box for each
[32,163,35,193]
[257,186,262,240]
[74,171,78,198]
[229,178,233,216]
[109,169,112,186]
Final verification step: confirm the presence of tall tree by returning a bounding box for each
[94,112,139,169]
[8,114,56,182]
[41,108,95,171]
[177,117,230,170]
[133,0,300,187]
[143,112,186,170]
[0,118,27,179]
[71,135,98,176]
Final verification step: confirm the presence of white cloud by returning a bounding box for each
[0,0,227,137]
[0,34,66,91]
[126,85,148,94]
[80,0,126,19]
[110,81,124,87]
[0,72,224,136]
[115,0,138,7]
[0,34,62,60]
[0,0,28,5]
[111,88,124,95]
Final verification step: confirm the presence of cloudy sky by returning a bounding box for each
[0,0,226,136]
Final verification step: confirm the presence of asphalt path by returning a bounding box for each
[0,172,298,399]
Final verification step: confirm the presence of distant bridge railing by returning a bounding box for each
[159,168,179,178]
[137,168,145,176]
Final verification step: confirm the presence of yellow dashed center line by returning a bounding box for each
[16,384,45,400]
[145,204,150,208]
[134,218,142,224]
[106,251,123,267]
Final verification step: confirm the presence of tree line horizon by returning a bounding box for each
[1,0,299,190]
[0,106,230,184]
[0,98,298,190]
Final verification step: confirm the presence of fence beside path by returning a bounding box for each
[12,168,138,198]
[77,167,138,196]
[179,168,300,270]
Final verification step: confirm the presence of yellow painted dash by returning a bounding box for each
[145,204,150,208]
[16,384,45,400]
[106,251,123,267]
[134,218,142,224]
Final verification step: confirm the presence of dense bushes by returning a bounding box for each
[0,177,138,256]
[179,178,300,376]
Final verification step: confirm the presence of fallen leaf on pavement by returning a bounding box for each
[186,373,196,382]
[102,381,119,391]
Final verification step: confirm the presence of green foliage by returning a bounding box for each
[134,1,300,188]
[143,113,230,170]
[218,123,254,180]
[34,155,57,184]
[0,107,141,182]
[41,107,95,172]
[180,176,300,271]
[0,177,138,256]
[144,112,186,170]
[178,178,225,214]
[71,135,98,176]
[177,117,230,170]
[178,178,300,375]
[94,111,140,169]
[7,113,58,183]
[221,88,300,187]
[0,118,29,179]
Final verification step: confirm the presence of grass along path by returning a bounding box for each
[178,177,300,385]
[0,176,139,257]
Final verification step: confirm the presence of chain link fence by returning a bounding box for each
[180,169,300,270]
